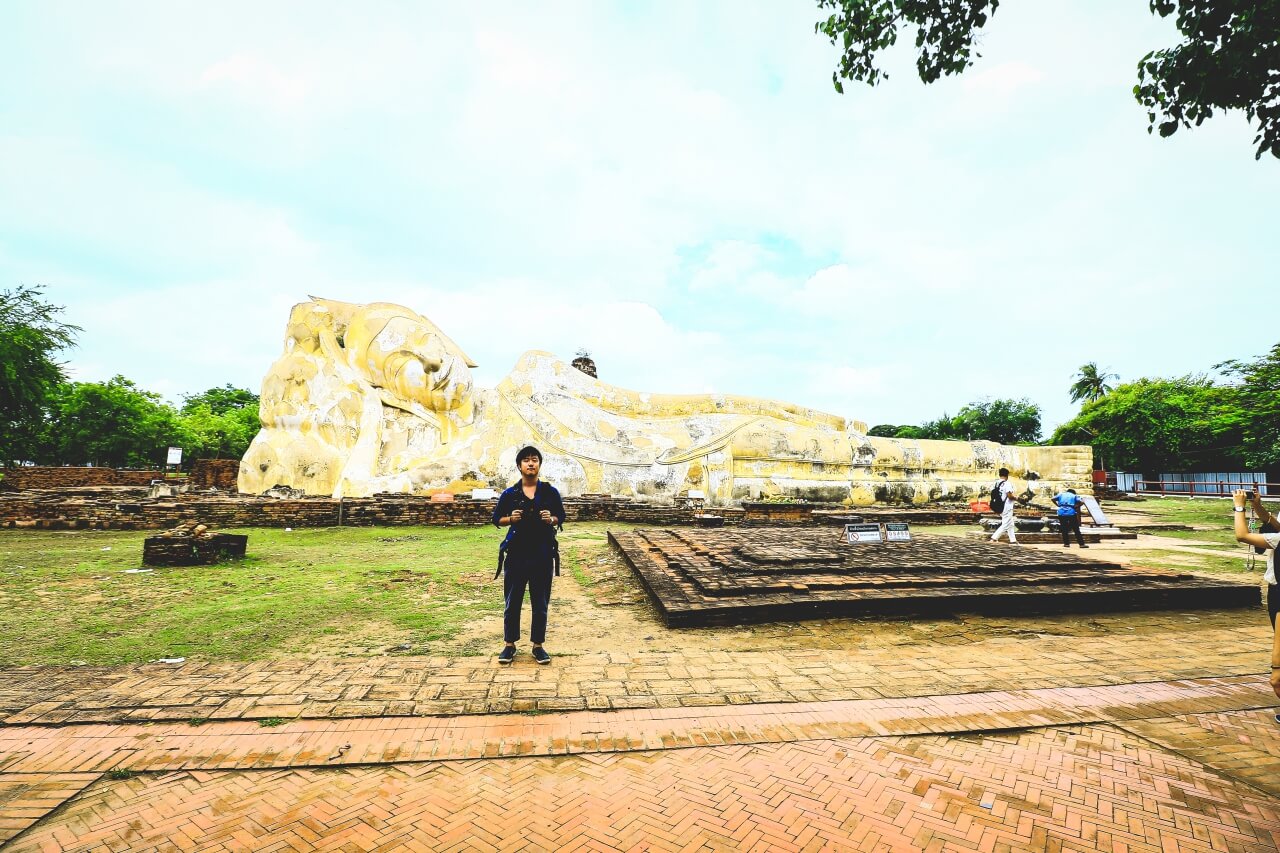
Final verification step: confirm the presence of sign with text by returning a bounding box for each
[884,522,912,542]
[166,447,183,465]
[845,523,883,544]
[1079,495,1111,526]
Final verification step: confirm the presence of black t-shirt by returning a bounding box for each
[492,481,566,560]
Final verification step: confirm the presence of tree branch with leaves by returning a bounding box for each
[815,0,1280,159]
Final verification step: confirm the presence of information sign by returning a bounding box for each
[166,447,183,465]
[845,523,883,544]
[1079,495,1111,526]
[884,522,912,542]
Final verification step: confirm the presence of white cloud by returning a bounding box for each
[961,61,1044,99]
[199,54,311,106]
[2,0,1279,438]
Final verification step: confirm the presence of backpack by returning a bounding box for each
[989,482,1006,513]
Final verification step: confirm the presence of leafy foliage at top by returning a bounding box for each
[815,0,1280,158]
[867,398,1042,444]
[1069,362,1118,404]
[180,384,258,416]
[1217,342,1280,468]
[0,286,80,465]
[815,0,1000,90]
[1051,341,1280,472]
[1136,1,1280,159]
[1051,376,1243,471]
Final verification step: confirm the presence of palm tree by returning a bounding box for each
[1069,362,1117,404]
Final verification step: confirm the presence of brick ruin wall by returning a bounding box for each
[0,489,1014,531]
[0,467,163,490]
[187,459,239,490]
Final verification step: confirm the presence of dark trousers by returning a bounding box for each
[503,559,553,644]
[1059,514,1086,546]
[1269,583,1278,629]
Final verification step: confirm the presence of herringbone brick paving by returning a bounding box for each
[0,612,1270,724]
[8,724,1280,852]
[1,674,1274,775]
[1118,709,1280,799]
[3,673,1279,851]
[0,773,98,845]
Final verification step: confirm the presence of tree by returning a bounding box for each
[1217,343,1280,468]
[180,384,258,416]
[0,286,80,465]
[176,384,260,460]
[178,403,260,461]
[814,0,1280,159]
[44,376,188,468]
[1050,376,1244,471]
[1069,362,1118,404]
[914,398,1043,444]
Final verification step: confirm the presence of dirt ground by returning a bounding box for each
[294,528,1270,660]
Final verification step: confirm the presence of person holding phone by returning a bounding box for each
[492,446,565,665]
[1231,489,1280,700]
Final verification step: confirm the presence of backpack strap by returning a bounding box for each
[495,528,514,579]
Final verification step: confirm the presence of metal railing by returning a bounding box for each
[1132,479,1279,498]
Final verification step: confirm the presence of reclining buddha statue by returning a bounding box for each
[238,297,1092,504]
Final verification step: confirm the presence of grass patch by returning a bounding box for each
[1,501,1268,667]
[1123,496,1280,528]
[0,522,635,667]
[0,525,519,666]
[258,717,287,728]
[1127,547,1260,576]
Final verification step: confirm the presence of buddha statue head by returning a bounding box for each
[309,298,479,414]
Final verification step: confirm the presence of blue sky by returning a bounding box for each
[2,1,1278,436]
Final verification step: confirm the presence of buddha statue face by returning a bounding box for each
[307,299,479,415]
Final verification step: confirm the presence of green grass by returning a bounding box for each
[0,499,1270,666]
[1127,547,1261,576]
[0,522,632,667]
[1122,496,1279,528]
[0,525,504,666]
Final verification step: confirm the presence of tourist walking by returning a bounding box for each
[493,446,565,665]
[989,467,1019,544]
[1054,488,1089,548]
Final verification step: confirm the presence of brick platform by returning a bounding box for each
[611,528,1260,626]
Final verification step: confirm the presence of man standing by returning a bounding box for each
[1054,488,1089,548]
[989,467,1019,544]
[493,446,565,665]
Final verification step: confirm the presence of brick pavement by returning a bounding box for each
[1,615,1270,725]
[2,674,1279,850]
[6,718,1280,851]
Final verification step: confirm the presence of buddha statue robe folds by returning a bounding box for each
[238,298,1093,504]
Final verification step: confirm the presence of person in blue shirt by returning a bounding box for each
[492,446,566,665]
[1053,488,1088,548]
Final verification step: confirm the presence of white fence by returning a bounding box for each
[1114,471,1272,496]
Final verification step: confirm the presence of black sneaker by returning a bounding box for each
[497,646,516,665]
[1079,545,1089,549]
[531,646,551,665]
